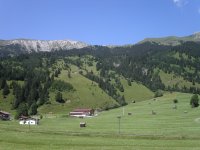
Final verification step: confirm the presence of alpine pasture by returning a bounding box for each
[1,92,200,150]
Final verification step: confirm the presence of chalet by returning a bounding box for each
[69,108,94,117]
[0,111,10,120]
[19,116,39,125]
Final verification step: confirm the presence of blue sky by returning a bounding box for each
[0,0,200,45]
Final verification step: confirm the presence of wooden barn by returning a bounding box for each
[69,108,94,117]
[0,111,10,120]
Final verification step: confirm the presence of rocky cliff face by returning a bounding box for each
[0,39,88,53]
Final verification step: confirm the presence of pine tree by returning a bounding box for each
[0,78,6,89]
[28,102,38,115]
[55,92,64,103]
[15,103,28,119]
[3,82,10,96]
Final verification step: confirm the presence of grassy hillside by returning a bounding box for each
[1,92,200,149]
[159,69,200,89]
[4,50,200,116]
[38,56,154,114]
[119,78,154,103]
[38,65,118,114]
[0,56,154,115]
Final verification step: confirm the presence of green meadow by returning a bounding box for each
[1,92,200,149]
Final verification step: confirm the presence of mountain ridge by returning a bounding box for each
[0,32,200,56]
[139,32,200,46]
[0,39,88,53]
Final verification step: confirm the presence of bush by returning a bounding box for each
[51,80,74,92]
[190,94,199,108]
[173,99,178,103]
[154,90,163,98]
[45,101,51,104]
[127,80,132,86]
[55,92,65,103]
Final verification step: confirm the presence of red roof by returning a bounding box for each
[73,109,92,112]
[19,115,39,121]
[19,115,29,120]
[70,112,85,115]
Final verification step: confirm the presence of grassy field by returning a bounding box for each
[1,92,200,149]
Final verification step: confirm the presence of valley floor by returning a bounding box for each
[0,92,200,150]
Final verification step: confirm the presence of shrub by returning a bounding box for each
[51,80,74,92]
[154,90,163,98]
[45,101,51,104]
[127,80,132,86]
[190,94,199,108]
[55,92,65,103]
[173,99,178,103]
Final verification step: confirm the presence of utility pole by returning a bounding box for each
[29,120,30,131]
[117,116,121,134]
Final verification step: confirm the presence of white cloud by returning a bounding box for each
[173,0,188,7]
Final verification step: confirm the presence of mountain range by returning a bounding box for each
[0,39,88,56]
[0,32,200,57]
[139,32,200,46]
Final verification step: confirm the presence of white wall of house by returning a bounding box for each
[19,119,38,125]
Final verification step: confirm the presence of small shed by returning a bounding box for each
[80,122,86,127]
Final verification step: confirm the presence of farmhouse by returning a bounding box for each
[69,108,94,117]
[0,110,10,120]
[19,116,39,125]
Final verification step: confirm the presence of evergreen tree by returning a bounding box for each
[28,102,38,115]
[0,78,6,89]
[55,92,64,103]
[127,79,132,86]
[27,88,38,107]
[3,82,10,96]
[68,71,71,78]
[15,103,28,119]
[12,85,23,109]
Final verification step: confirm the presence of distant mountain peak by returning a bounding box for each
[138,33,200,46]
[192,32,200,40]
[0,39,88,53]
[193,31,200,35]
